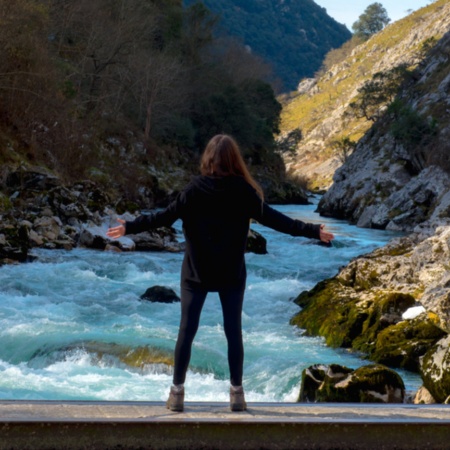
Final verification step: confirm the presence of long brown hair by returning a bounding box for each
[200,134,264,199]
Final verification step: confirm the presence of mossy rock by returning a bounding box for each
[352,292,417,354]
[317,365,405,403]
[299,363,405,403]
[299,364,353,402]
[63,341,174,369]
[369,316,447,372]
[420,335,450,403]
[290,278,365,348]
[291,279,421,357]
[379,292,416,314]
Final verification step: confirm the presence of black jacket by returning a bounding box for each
[125,175,321,290]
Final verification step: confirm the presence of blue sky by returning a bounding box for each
[313,0,435,30]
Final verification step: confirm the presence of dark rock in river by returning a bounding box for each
[128,228,182,252]
[140,286,180,303]
[247,229,267,254]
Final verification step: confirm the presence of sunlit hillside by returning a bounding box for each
[279,0,450,191]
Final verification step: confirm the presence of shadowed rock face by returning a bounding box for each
[0,222,31,264]
[318,149,450,233]
[299,363,405,403]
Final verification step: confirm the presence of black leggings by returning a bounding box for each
[173,284,245,386]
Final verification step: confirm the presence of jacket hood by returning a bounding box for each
[190,175,245,196]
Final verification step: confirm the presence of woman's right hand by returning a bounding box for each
[106,219,126,239]
[319,224,334,244]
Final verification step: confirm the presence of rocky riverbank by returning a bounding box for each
[291,223,450,404]
[0,166,274,265]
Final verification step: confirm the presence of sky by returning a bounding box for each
[313,0,436,30]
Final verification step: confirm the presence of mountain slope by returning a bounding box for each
[280,0,450,192]
[183,0,351,90]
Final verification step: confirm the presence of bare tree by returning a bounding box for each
[126,51,189,141]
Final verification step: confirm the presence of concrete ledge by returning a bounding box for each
[1,401,450,449]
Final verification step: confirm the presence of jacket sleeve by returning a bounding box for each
[124,197,181,235]
[251,198,321,240]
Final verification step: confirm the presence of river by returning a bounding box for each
[0,200,422,402]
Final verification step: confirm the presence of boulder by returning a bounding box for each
[246,229,267,254]
[299,363,405,403]
[413,386,437,404]
[0,221,30,264]
[46,186,92,222]
[368,315,446,372]
[129,229,181,252]
[420,334,450,403]
[140,286,180,303]
[33,216,62,242]
[290,224,450,373]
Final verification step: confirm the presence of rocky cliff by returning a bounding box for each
[280,0,450,194]
[318,24,450,232]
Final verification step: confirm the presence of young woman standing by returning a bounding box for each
[107,134,334,412]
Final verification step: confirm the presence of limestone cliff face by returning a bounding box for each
[318,26,450,232]
[280,0,450,194]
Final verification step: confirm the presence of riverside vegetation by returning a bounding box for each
[1,0,450,404]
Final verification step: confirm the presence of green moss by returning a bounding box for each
[0,193,12,212]
[77,341,174,368]
[315,364,405,403]
[421,337,450,403]
[383,243,413,257]
[379,292,416,314]
[291,278,429,371]
[291,278,368,348]
[350,292,414,354]
[370,317,446,372]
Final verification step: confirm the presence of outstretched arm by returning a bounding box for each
[252,201,334,243]
[106,194,183,239]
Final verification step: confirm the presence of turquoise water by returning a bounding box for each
[0,202,422,402]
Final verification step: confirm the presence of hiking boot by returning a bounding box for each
[166,385,184,412]
[230,385,247,412]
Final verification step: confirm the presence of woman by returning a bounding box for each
[107,134,334,412]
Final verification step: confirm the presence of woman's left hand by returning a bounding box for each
[319,224,334,244]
